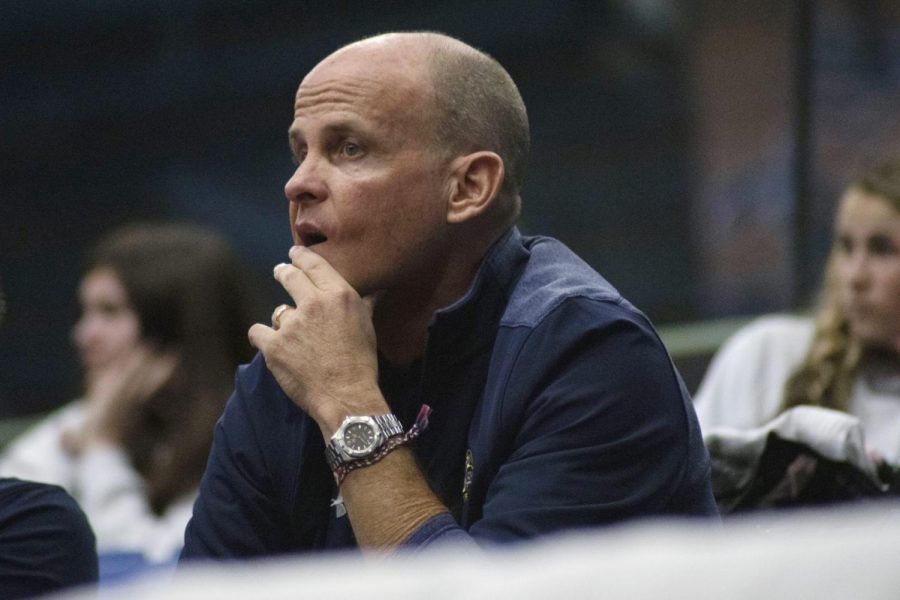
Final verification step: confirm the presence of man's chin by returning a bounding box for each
[315,253,385,300]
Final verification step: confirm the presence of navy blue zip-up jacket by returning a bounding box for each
[181,228,718,558]
[0,478,98,597]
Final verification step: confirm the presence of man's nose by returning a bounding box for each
[284,155,327,207]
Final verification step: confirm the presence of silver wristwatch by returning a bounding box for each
[324,413,405,471]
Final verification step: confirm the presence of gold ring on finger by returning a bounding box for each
[271,303,292,330]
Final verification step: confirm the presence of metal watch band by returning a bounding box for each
[371,413,404,438]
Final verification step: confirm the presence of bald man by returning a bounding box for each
[181,31,717,558]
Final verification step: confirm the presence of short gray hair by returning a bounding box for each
[343,32,531,225]
[423,34,530,224]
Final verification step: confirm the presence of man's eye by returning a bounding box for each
[292,151,307,166]
[341,142,363,158]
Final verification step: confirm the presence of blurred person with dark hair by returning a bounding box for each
[182,31,716,560]
[695,158,900,508]
[0,281,99,598]
[0,223,261,567]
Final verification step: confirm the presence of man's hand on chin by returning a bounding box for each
[249,245,387,437]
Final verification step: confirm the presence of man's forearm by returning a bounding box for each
[339,447,449,549]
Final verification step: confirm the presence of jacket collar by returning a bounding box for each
[425,227,529,367]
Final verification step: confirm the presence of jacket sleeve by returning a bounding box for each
[403,297,716,549]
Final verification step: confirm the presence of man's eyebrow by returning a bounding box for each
[288,120,367,148]
[321,120,365,137]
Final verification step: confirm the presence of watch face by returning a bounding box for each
[342,421,378,456]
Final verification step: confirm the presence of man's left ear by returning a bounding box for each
[446,151,504,224]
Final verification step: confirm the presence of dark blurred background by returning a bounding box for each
[2,0,900,417]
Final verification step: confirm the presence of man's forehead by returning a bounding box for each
[303,38,429,88]
[292,79,425,129]
[293,75,382,112]
[293,63,431,124]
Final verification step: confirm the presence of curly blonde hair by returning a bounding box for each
[782,158,900,411]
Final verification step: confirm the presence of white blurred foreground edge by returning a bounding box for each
[55,502,900,600]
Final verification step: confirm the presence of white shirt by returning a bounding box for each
[694,314,900,465]
[0,401,194,563]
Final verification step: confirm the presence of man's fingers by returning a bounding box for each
[288,246,347,291]
[273,262,316,304]
[248,322,277,351]
[271,303,294,331]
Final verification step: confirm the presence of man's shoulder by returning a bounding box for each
[0,477,69,504]
[0,478,99,593]
[501,235,636,329]
[0,477,93,538]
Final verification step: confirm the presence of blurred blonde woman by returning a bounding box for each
[0,223,260,565]
[695,158,900,466]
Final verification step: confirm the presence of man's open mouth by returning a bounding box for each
[301,231,327,247]
[297,223,328,247]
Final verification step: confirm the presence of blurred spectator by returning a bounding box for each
[0,280,99,597]
[0,223,261,571]
[695,157,900,510]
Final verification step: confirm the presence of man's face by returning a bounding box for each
[284,45,450,298]
[834,188,900,351]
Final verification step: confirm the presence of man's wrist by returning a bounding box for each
[328,405,432,486]
[332,432,406,486]
[313,389,390,439]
